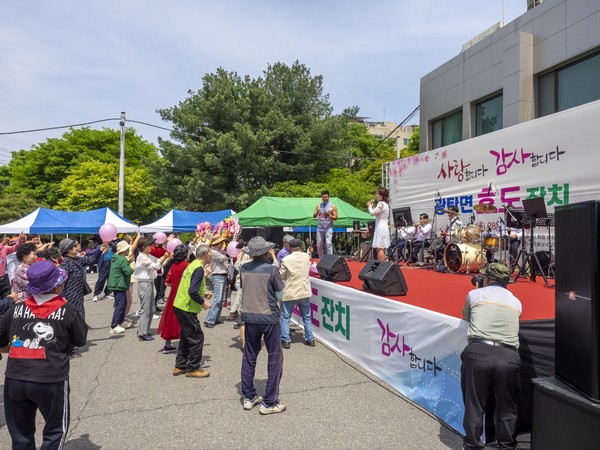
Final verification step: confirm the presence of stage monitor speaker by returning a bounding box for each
[555,201,600,402]
[316,255,352,282]
[358,260,408,296]
[531,377,600,450]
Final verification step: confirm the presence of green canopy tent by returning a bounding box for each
[233,196,373,228]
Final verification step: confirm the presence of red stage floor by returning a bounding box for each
[315,261,555,321]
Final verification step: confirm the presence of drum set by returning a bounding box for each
[428,204,511,274]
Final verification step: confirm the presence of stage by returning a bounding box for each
[327,260,555,321]
[301,259,555,436]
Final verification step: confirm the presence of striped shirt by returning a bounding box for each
[463,284,522,349]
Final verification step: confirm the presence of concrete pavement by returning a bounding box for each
[0,273,471,449]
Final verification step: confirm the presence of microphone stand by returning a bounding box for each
[488,185,519,269]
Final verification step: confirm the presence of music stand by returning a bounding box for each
[390,207,412,263]
[513,198,550,285]
[393,207,412,227]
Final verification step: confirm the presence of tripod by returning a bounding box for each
[513,217,549,285]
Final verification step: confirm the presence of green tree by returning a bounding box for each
[270,115,396,208]
[400,127,420,158]
[157,61,349,211]
[8,127,162,207]
[271,168,375,210]
[57,161,169,223]
[0,166,10,193]
[0,192,45,223]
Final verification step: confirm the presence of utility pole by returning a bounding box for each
[118,112,126,216]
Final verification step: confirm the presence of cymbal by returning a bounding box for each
[473,204,497,213]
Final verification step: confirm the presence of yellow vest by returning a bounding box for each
[173,259,205,314]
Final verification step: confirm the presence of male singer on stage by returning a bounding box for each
[313,190,338,258]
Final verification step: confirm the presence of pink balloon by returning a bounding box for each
[166,238,182,253]
[153,232,167,244]
[226,241,241,258]
[99,223,118,243]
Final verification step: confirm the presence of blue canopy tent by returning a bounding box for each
[139,209,235,233]
[0,207,138,234]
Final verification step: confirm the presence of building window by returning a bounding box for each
[538,51,600,117]
[475,94,503,136]
[432,110,462,149]
[403,138,410,145]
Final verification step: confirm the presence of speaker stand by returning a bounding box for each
[359,241,372,262]
[513,222,549,286]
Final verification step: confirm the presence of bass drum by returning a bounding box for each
[444,242,486,273]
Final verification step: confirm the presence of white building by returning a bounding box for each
[419,0,600,151]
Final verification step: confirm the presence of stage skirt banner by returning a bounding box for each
[302,278,468,434]
[388,100,600,250]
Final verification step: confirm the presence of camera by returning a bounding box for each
[471,275,484,288]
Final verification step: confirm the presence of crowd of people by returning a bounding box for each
[0,189,523,450]
[0,228,315,449]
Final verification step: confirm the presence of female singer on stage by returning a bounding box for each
[367,187,391,261]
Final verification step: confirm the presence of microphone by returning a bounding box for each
[487,182,493,196]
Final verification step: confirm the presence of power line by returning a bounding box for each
[0,118,120,136]
[350,105,420,169]
[0,116,390,162]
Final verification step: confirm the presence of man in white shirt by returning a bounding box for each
[409,214,432,263]
[279,239,314,349]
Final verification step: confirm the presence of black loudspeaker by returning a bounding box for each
[555,201,600,402]
[316,255,352,282]
[367,221,375,236]
[531,377,600,449]
[358,260,408,296]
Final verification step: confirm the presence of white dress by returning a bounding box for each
[368,201,391,249]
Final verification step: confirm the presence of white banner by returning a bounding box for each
[388,100,600,250]
[301,278,468,434]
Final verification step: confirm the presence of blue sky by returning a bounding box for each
[0,0,526,164]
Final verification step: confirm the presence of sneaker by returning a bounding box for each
[305,340,316,347]
[120,321,133,329]
[227,312,237,321]
[259,403,286,415]
[243,396,263,410]
[173,367,187,376]
[103,294,114,301]
[92,295,98,302]
[109,325,125,335]
[204,322,215,328]
[152,314,161,320]
[138,334,154,341]
[160,345,177,354]
[233,322,242,330]
[186,368,210,378]
[281,341,290,349]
